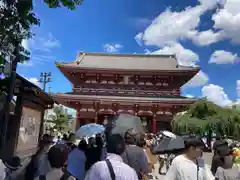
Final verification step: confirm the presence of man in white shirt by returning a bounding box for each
[84,134,138,180]
[165,138,213,180]
[0,159,5,180]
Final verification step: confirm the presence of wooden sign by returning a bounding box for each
[15,107,41,156]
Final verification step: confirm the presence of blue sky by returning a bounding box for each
[18,0,240,107]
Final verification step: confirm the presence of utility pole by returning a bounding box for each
[48,86,52,94]
[38,72,52,138]
[39,72,52,92]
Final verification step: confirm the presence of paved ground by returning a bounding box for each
[149,152,213,179]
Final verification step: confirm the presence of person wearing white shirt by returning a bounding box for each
[0,159,5,180]
[165,138,213,180]
[84,134,138,180]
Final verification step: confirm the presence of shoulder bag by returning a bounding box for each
[106,159,116,180]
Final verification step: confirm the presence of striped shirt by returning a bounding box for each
[84,153,138,180]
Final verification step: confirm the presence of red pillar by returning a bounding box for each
[152,115,156,134]
[75,109,81,131]
[94,113,98,124]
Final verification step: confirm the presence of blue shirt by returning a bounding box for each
[67,148,86,180]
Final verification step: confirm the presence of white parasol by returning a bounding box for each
[161,130,177,139]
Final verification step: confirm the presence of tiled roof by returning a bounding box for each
[51,93,196,103]
[56,52,199,71]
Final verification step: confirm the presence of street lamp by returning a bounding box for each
[39,72,52,92]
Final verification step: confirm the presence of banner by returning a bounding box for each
[16,107,41,156]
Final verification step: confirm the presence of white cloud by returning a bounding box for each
[20,75,41,87]
[185,94,195,98]
[136,0,240,47]
[211,0,240,44]
[139,1,218,47]
[189,30,224,46]
[237,80,240,97]
[134,1,218,88]
[144,49,151,54]
[28,77,41,87]
[19,33,59,67]
[184,71,209,87]
[20,61,33,67]
[209,50,239,64]
[152,43,199,66]
[192,0,240,45]
[41,33,60,48]
[21,39,29,50]
[135,33,143,46]
[202,84,232,106]
[103,44,123,53]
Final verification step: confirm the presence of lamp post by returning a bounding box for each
[39,72,52,92]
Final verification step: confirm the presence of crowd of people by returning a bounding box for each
[1,130,240,180]
[20,129,156,180]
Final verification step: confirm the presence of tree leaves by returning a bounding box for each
[47,106,70,132]
[0,0,83,67]
[0,0,40,62]
[44,0,83,10]
[172,99,240,139]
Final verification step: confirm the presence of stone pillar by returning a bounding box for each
[152,115,156,134]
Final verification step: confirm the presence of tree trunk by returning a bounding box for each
[207,128,212,151]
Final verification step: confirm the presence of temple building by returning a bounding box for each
[52,52,199,133]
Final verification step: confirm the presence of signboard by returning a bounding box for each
[16,107,41,156]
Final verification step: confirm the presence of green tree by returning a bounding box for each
[0,0,38,63]
[172,99,240,140]
[44,0,83,10]
[0,0,83,66]
[46,106,70,133]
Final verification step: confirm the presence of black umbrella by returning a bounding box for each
[105,114,144,137]
[181,134,208,151]
[151,136,185,154]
